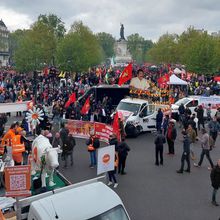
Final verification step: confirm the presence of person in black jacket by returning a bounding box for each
[117,138,130,175]
[154,130,166,166]
[210,159,220,206]
[177,131,191,173]
[109,134,118,151]
[195,105,204,130]
[156,108,163,132]
[63,133,76,168]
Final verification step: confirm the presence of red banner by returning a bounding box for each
[65,120,113,143]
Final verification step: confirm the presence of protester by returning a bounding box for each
[187,124,196,160]
[195,105,205,130]
[154,130,166,166]
[107,151,119,188]
[194,128,214,169]
[210,159,220,206]
[176,130,191,173]
[156,108,163,132]
[166,120,177,155]
[162,115,169,135]
[62,133,76,168]
[208,116,220,147]
[86,133,100,168]
[117,137,130,174]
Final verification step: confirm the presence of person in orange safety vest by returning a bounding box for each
[0,123,17,155]
[11,129,25,165]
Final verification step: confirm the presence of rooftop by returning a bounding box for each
[0,19,6,28]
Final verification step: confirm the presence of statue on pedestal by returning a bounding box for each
[120,24,125,41]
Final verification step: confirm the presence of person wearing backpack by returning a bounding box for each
[86,133,100,168]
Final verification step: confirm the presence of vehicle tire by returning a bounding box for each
[133,127,140,138]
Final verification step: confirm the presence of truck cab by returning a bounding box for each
[28,182,130,220]
[116,98,169,136]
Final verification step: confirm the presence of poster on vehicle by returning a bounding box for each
[4,165,31,197]
[65,120,113,143]
[97,145,115,175]
[199,96,220,109]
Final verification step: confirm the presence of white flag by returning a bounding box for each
[97,145,115,175]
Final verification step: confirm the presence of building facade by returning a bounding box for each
[0,19,9,67]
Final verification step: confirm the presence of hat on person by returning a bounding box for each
[170,119,176,124]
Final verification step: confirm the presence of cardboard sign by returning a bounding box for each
[97,145,115,175]
[5,165,31,197]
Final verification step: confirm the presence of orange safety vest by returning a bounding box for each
[1,129,15,148]
[87,137,95,151]
[114,152,119,167]
[11,135,25,154]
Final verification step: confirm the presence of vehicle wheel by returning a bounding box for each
[133,127,140,138]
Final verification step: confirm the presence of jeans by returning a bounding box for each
[155,146,163,165]
[108,170,117,183]
[198,149,214,168]
[90,151,97,167]
[212,188,218,202]
[180,153,190,171]
[64,151,73,167]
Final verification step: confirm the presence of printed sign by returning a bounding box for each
[199,96,220,109]
[97,145,115,175]
[5,165,31,197]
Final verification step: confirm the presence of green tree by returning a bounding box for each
[96,32,115,59]
[14,22,56,72]
[56,21,103,72]
[147,33,179,64]
[37,14,66,39]
[127,33,153,63]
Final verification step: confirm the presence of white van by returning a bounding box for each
[28,182,130,220]
[116,98,170,136]
[171,96,220,119]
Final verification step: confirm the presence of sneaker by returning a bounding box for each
[208,167,212,170]
[107,181,113,186]
[193,163,200,167]
[212,201,219,206]
[184,169,190,173]
[114,183,118,188]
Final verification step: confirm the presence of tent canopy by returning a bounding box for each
[173,68,182,74]
[168,74,188,85]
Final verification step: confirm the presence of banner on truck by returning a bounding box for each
[65,120,113,142]
[199,96,220,109]
[0,101,33,113]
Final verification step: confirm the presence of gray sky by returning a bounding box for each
[0,0,219,41]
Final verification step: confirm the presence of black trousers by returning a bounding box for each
[155,145,163,165]
[198,120,205,130]
[180,153,190,171]
[198,149,214,168]
[118,156,127,174]
[167,138,175,154]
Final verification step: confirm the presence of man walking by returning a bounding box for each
[177,131,191,173]
[156,108,163,132]
[194,128,214,169]
[208,116,220,147]
[154,130,166,166]
[210,159,220,206]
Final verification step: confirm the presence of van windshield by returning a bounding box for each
[117,102,140,116]
[175,98,190,106]
[88,205,129,220]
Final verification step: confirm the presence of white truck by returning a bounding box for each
[116,97,170,136]
[15,176,130,220]
[171,95,220,120]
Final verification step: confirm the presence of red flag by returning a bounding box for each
[157,74,170,85]
[214,76,220,82]
[112,112,120,140]
[118,63,132,86]
[65,92,76,108]
[81,97,90,115]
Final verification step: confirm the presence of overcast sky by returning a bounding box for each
[0,0,219,41]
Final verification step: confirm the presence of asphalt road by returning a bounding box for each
[59,128,220,220]
[4,115,220,219]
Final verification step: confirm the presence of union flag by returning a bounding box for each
[118,63,132,86]
[65,92,76,108]
[81,97,90,115]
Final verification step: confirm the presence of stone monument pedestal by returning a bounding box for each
[114,39,132,65]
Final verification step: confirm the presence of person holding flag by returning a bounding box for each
[130,69,150,90]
